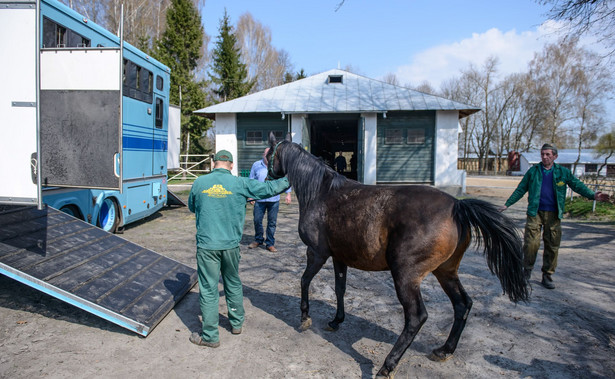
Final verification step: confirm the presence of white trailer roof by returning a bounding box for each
[195,69,480,118]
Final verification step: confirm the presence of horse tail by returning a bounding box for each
[453,198,530,303]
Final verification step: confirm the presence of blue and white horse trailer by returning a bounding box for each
[0,0,177,232]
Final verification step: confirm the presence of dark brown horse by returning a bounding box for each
[266,134,529,378]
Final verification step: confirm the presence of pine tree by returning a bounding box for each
[151,0,210,154]
[209,9,254,102]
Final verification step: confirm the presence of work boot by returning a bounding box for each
[541,273,555,289]
[189,332,220,348]
[248,242,261,249]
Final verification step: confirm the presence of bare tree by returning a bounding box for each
[539,0,615,58]
[381,72,400,86]
[570,49,613,173]
[412,80,437,95]
[527,38,587,147]
[235,12,292,92]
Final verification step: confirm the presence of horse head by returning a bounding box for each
[266,131,291,180]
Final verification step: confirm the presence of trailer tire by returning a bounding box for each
[98,198,119,233]
[60,205,82,220]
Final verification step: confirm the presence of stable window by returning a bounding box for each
[585,164,598,173]
[328,75,343,84]
[155,98,164,128]
[385,129,403,144]
[407,129,425,144]
[246,131,263,145]
[273,130,284,141]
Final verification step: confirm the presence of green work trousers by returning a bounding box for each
[196,247,244,343]
[522,211,562,275]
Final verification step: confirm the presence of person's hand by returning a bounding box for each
[595,191,610,202]
[285,193,292,204]
[498,205,508,212]
[248,198,255,205]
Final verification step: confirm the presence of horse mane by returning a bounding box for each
[279,142,347,207]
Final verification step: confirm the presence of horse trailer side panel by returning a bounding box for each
[0,2,39,205]
[40,89,121,189]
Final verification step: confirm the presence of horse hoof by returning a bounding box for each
[325,321,339,332]
[428,349,453,362]
[300,317,312,331]
[375,368,394,378]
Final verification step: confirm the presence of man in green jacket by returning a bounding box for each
[500,144,609,289]
[188,150,290,347]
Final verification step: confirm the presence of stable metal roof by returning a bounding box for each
[194,69,480,119]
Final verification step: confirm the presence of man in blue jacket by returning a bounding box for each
[188,150,290,347]
[248,147,292,252]
[501,144,609,289]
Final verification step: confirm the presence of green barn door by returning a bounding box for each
[376,111,435,183]
[236,113,288,176]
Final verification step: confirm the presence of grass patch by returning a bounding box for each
[564,197,615,222]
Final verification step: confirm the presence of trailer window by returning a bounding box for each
[42,17,90,48]
[123,59,153,103]
[156,76,164,91]
[155,98,164,129]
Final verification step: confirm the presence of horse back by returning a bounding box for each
[319,183,458,271]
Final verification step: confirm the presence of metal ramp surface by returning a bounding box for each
[0,204,197,336]
[166,189,187,207]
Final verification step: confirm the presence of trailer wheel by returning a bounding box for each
[98,198,119,233]
[60,205,82,220]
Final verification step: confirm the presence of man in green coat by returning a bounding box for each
[188,150,290,347]
[500,144,609,289]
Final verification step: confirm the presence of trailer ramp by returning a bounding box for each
[167,189,187,207]
[0,204,197,336]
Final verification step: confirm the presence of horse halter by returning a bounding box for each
[266,141,284,180]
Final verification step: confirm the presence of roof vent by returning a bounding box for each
[328,74,343,84]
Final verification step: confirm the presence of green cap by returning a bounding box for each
[214,150,233,162]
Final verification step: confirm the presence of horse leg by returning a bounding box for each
[300,247,328,330]
[326,258,347,331]
[429,268,473,362]
[376,276,428,378]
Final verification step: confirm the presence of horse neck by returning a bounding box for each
[283,144,335,209]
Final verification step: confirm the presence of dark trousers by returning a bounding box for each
[253,201,279,247]
[523,211,562,275]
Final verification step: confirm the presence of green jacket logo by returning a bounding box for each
[556,181,565,187]
[203,184,232,198]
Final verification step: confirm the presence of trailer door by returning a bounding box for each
[0,1,40,206]
[39,48,122,190]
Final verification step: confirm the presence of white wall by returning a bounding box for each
[434,111,463,188]
[290,114,304,145]
[362,113,378,185]
[214,113,238,176]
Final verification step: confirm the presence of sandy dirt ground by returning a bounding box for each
[1,177,614,379]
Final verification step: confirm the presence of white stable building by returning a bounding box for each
[195,69,479,194]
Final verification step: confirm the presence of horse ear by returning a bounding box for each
[268,131,277,147]
[285,132,292,142]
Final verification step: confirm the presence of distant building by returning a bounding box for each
[516,149,615,177]
[194,69,479,194]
